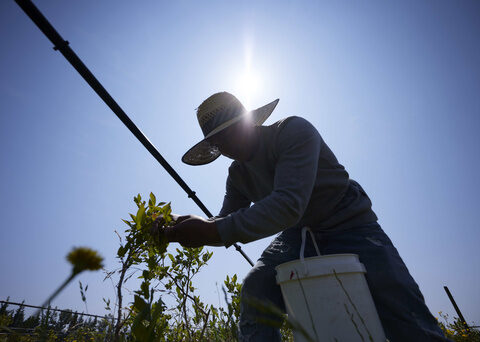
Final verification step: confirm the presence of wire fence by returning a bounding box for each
[0,300,110,321]
[0,300,114,338]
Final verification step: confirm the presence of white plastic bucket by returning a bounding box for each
[275,227,386,342]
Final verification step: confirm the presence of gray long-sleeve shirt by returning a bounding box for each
[215,116,378,248]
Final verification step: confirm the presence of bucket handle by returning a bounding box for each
[300,227,321,275]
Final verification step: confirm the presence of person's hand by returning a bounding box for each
[161,215,222,248]
[150,213,187,238]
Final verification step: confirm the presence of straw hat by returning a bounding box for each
[182,92,279,165]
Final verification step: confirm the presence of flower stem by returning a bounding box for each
[35,272,77,316]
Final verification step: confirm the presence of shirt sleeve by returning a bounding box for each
[215,117,321,247]
[213,175,251,219]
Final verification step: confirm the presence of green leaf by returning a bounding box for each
[133,294,147,312]
[164,202,172,217]
[140,280,150,299]
[168,253,175,263]
[117,245,126,258]
[175,286,182,299]
[156,236,168,254]
[202,252,211,263]
[149,192,156,206]
[136,204,145,228]
[150,298,164,321]
[131,295,150,340]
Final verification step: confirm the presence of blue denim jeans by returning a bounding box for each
[238,222,449,342]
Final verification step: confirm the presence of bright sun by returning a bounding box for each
[235,69,261,109]
[233,38,262,109]
[232,39,263,110]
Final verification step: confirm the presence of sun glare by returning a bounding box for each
[233,40,262,110]
[236,70,261,109]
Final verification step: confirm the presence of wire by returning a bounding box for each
[0,300,109,321]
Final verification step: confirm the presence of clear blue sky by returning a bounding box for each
[1,0,479,326]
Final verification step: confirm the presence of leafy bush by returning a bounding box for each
[107,193,257,341]
[437,311,480,342]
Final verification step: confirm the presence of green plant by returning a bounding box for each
[206,274,242,341]
[107,193,216,341]
[108,193,172,340]
[79,281,89,313]
[437,311,480,342]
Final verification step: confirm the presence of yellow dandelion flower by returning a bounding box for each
[67,247,104,274]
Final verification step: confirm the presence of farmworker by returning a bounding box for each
[157,92,449,341]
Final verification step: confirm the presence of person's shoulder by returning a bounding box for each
[227,160,243,176]
[269,116,316,132]
[264,116,320,157]
[268,116,318,138]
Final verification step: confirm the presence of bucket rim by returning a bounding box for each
[275,253,360,272]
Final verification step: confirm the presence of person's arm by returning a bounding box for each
[215,117,321,247]
[206,174,251,246]
[217,175,252,218]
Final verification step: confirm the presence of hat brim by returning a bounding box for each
[182,98,279,166]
